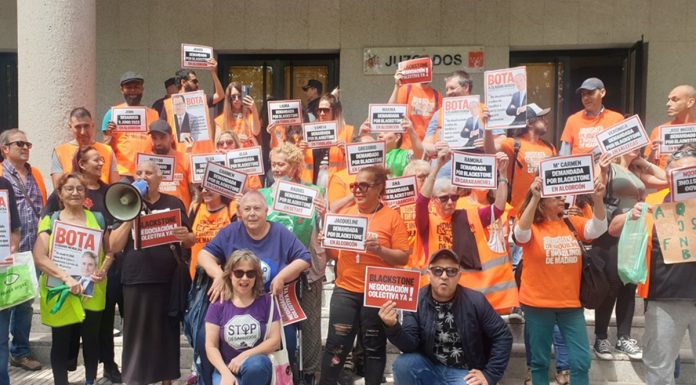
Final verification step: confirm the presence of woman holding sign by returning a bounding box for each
[215,130,263,190]
[215,82,260,148]
[32,173,113,385]
[319,165,410,385]
[514,176,607,385]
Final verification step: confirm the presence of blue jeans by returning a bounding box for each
[211,355,272,385]
[0,308,10,385]
[393,353,470,385]
[523,306,591,385]
[9,299,32,358]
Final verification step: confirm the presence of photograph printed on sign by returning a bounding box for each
[272,180,319,219]
[180,44,213,69]
[450,152,497,189]
[596,115,649,159]
[171,91,211,145]
[111,107,147,133]
[345,141,386,175]
[48,221,103,297]
[539,154,595,197]
[384,176,418,207]
[442,95,483,149]
[225,146,264,176]
[363,266,420,312]
[659,124,696,155]
[190,153,226,184]
[0,190,11,262]
[267,100,303,126]
[397,57,433,84]
[136,153,175,182]
[202,162,247,199]
[302,120,338,149]
[322,214,368,252]
[369,104,407,132]
[669,166,696,202]
[484,66,527,130]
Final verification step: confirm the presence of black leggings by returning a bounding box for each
[98,265,124,367]
[319,287,386,385]
[51,310,102,385]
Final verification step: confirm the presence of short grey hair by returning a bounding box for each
[433,178,455,197]
[137,160,162,176]
[238,190,268,209]
[0,129,26,146]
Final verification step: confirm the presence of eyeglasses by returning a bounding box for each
[429,266,460,277]
[232,270,257,279]
[318,108,332,114]
[667,149,696,166]
[7,141,32,149]
[436,195,460,204]
[216,140,236,148]
[229,95,242,101]
[62,186,86,193]
[415,173,429,180]
[350,182,380,193]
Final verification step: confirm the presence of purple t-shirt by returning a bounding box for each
[205,293,280,363]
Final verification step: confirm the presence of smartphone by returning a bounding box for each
[241,85,251,99]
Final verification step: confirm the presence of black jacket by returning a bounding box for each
[384,285,512,385]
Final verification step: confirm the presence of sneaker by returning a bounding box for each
[554,369,570,385]
[10,356,42,371]
[508,307,524,323]
[593,338,613,360]
[103,363,123,383]
[616,337,643,360]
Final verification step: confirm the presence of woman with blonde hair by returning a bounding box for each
[205,249,281,385]
[215,82,261,147]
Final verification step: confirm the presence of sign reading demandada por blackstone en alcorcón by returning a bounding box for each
[538,154,595,197]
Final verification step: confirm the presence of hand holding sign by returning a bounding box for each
[496,152,509,175]
[378,301,399,327]
[530,177,542,199]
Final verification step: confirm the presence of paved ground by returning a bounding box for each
[8,365,194,385]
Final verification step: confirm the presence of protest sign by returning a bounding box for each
[0,190,11,262]
[272,180,319,219]
[451,152,497,189]
[277,281,307,326]
[171,91,212,145]
[484,66,527,130]
[345,141,386,175]
[369,104,407,132]
[180,44,213,69]
[596,115,649,159]
[135,209,182,250]
[111,107,147,133]
[225,146,264,176]
[202,162,247,199]
[364,266,420,312]
[669,166,696,202]
[190,153,226,184]
[442,95,483,149]
[268,100,303,126]
[322,214,368,252]
[303,121,338,149]
[654,200,696,264]
[136,153,175,182]
[539,155,595,197]
[48,221,103,294]
[397,57,433,84]
[384,176,417,207]
[659,124,696,155]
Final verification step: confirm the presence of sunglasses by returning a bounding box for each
[216,139,236,148]
[229,95,242,101]
[350,182,380,193]
[318,108,332,114]
[436,194,460,204]
[232,270,257,279]
[429,266,460,277]
[7,140,32,149]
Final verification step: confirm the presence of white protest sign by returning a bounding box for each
[0,190,11,262]
[322,214,368,252]
[345,141,386,175]
[369,104,407,132]
[136,153,175,182]
[384,176,418,207]
[659,124,696,155]
[484,66,527,130]
[303,121,338,149]
[202,163,248,199]
[268,100,303,126]
[181,44,213,69]
[596,115,649,159]
[539,155,595,197]
[48,221,103,294]
[190,153,226,184]
[451,152,497,189]
[272,181,319,219]
[669,166,696,202]
[111,107,147,133]
[172,91,211,145]
[442,95,482,149]
[225,146,264,176]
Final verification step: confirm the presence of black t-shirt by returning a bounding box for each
[41,183,114,228]
[0,176,21,232]
[120,193,191,285]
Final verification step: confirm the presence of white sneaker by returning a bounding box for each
[616,337,642,360]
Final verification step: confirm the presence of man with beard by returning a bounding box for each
[101,72,160,179]
[143,120,196,210]
[645,84,696,169]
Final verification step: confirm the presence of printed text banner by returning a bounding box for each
[135,209,182,249]
[451,152,497,189]
[322,214,368,252]
[539,155,595,197]
[112,107,147,133]
[364,266,420,312]
[596,115,649,159]
[484,66,527,130]
[669,166,696,202]
[272,181,319,219]
[181,44,213,69]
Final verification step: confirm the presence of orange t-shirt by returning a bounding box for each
[190,203,233,278]
[395,84,441,149]
[327,169,356,207]
[560,108,624,154]
[518,216,589,308]
[214,114,258,147]
[156,150,193,210]
[54,142,116,184]
[499,134,556,213]
[400,203,426,272]
[108,103,157,176]
[334,204,410,293]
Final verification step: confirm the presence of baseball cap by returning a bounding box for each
[526,103,551,119]
[429,249,461,266]
[302,79,323,93]
[148,120,172,135]
[120,71,144,85]
[575,77,605,94]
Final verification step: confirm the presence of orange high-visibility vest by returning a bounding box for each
[0,163,47,204]
[54,142,115,184]
[302,124,355,183]
[164,97,215,155]
[214,114,258,147]
[108,103,157,176]
[636,188,669,299]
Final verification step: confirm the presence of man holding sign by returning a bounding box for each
[379,249,512,385]
[645,84,696,168]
